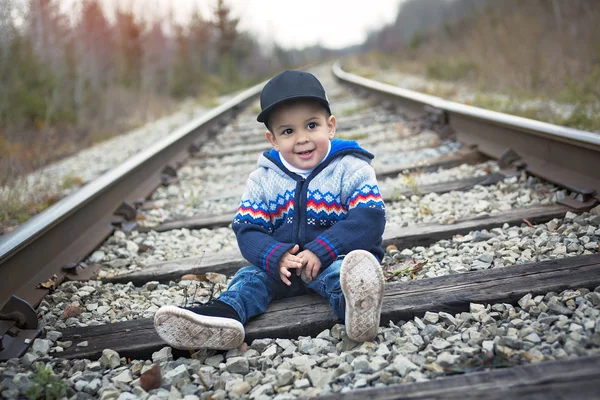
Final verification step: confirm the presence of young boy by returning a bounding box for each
[155,70,386,350]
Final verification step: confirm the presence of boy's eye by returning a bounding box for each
[282,128,293,135]
[307,122,317,129]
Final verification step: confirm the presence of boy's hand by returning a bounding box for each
[279,244,302,286]
[297,249,322,282]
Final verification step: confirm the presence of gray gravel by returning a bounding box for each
[4,287,600,399]
[380,161,498,193]
[91,227,238,279]
[386,173,563,226]
[383,207,600,281]
[36,207,600,337]
[38,277,229,330]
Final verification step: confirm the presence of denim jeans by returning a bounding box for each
[218,258,345,324]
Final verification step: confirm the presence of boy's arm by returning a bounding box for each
[232,177,296,278]
[304,164,386,267]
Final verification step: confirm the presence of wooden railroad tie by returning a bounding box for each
[59,253,600,360]
[142,172,506,233]
[103,204,573,286]
[319,353,600,400]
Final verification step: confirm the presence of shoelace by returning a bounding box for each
[181,283,218,308]
[181,251,213,308]
[186,299,216,308]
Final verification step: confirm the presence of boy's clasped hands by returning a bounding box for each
[279,244,322,285]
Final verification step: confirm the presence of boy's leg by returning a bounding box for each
[304,259,346,319]
[154,266,306,350]
[218,265,308,323]
[307,250,384,342]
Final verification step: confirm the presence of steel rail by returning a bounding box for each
[0,83,263,311]
[332,61,600,200]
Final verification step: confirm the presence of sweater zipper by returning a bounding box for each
[295,177,306,247]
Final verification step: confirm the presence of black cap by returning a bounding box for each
[257,70,331,123]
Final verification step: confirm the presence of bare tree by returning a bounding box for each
[0,0,18,124]
[74,0,113,124]
[2,0,340,184]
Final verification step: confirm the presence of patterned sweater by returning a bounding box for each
[232,138,386,279]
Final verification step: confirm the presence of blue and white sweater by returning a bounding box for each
[232,138,386,279]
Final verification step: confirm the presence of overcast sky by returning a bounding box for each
[59,0,403,49]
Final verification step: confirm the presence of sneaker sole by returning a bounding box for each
[154,306,245,350]
[340,250,385,342]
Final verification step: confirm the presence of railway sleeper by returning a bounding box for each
[58,253,600,361]
[140,172,508,233]
[318,353,600,400]
[138,156,498,218]
[101,204,575,286]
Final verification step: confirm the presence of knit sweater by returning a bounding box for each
[232,138,386,279]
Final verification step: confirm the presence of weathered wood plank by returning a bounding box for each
[61,253,600,360]
[375,148,487,179]
[319,354,600,400]
[141,148,489,217]
[143,173,507,232]
[382,204,572,250]
[387,172,505,198]
[107,204,572,285]
[103,251,248,285]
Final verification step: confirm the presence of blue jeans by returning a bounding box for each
[218,259,345,324]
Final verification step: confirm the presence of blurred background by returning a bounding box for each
[0,0,598,186]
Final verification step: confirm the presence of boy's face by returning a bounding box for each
[265,101,336,170]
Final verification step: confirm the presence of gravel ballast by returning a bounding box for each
[36,207,600,334]
[4,288,600,399]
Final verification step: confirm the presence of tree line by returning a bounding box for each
[0,0,334,178]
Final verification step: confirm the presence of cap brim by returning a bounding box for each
[257,95,331,123]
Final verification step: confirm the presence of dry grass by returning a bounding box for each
[351,0,600,131]
[1,87,180,182]
[0,87,183,232]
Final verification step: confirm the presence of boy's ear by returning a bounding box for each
[265,130,279,151]
[327,114,337,140]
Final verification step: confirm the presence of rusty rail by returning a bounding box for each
[332,61,600,209]
[0,85,262,316]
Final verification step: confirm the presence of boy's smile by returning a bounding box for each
[266,101,336,171]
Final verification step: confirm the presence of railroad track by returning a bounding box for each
[1,63,599,399]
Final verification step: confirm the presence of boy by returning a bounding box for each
[155,70,386,350]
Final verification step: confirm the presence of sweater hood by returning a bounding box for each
[258,138,374,172]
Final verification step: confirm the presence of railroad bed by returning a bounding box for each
[1,63,599,399]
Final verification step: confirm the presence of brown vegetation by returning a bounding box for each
[357,0,600,131]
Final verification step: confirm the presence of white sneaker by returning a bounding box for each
[340,250,385,342]
[154,305,245,350]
